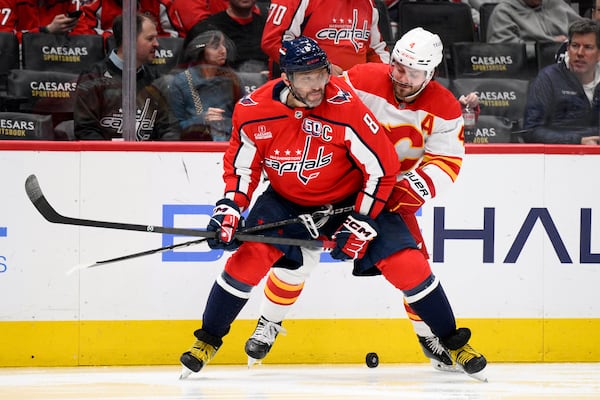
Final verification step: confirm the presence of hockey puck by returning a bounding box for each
[365,352,379,368]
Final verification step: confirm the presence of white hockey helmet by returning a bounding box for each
[391,27,443,75]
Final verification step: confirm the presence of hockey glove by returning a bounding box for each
[386,176,427,214]
[207,198,243,251]
[330,212,378,261]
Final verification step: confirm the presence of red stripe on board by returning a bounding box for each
[0,141,229,152]
[1,141,599,155]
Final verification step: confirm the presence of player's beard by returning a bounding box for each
[302,89,325,108]
[290,87,325,108]
[393,81,418,102]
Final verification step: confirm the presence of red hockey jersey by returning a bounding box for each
[37,0,79,26]
[344,63,464,204]
[71,0,188,38]
[0,0,46,39]
[163,0,228,36]
[223,75,399,218]
[261,0,389,71]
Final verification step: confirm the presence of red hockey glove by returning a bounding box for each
[386,178,426,214]
[330,212,379,261]
[207,198,243,251]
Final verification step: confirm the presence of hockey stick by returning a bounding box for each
[80,204,348,270]
[67,212,338,274]
[25,174,332,250]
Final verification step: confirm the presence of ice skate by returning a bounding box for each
[245,316,286,367]
[417,335,460,373]
[442,327,488,382]
[179,331,222,379]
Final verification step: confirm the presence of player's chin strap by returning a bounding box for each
[287,84,314,108]
[299,204,354,238]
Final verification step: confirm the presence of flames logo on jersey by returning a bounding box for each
[327,86,352,104]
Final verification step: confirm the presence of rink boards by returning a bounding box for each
[0,142,599,366]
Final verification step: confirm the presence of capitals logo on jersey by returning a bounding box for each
[315,9,370,53]
[264,135,333,185]
[239,94,258,106]
[327,87,353,104]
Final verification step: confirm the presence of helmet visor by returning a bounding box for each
[390,61,428,87]
[289,67,330,89]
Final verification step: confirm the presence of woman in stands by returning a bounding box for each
[168,29,243,141]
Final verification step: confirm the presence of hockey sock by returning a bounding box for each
[260,269,305,322]
[403,298,434,337]
[201,271,252,338]
[404,274,456,339]
[258,248,320,322]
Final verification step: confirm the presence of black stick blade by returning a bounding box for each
[25,174,65,223]
[25,174,43,204]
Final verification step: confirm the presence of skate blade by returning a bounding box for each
[247,356,262,368]
[179,365,194,380]
[430,359,461,373]
[467,370,488,382]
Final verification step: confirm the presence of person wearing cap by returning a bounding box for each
[248,27,488,380]
[178,36,487,383]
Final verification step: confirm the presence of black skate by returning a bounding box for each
[179,330,222,379]
[417,335,460,372]
[245,316,286,367]
[441,327,488,382]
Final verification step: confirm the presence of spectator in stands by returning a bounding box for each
[71,0,187,40]
[0,0,80,38]
[37,1,82,33]
[168,30,243,141]
[167,0,229,37]
[592,0,600,20]
[74,13,178,141]
[523,19,600,144]
[261,0,390,77]
[486,0,582,57]
[186,0,268,73]
[555,0,600,62]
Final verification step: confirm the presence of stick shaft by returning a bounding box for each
[25,174,328,248]
[82,215,331,270]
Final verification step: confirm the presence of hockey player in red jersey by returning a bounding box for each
[179,36,486,381]
[246,28,488,380]
[261,0,389,76]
